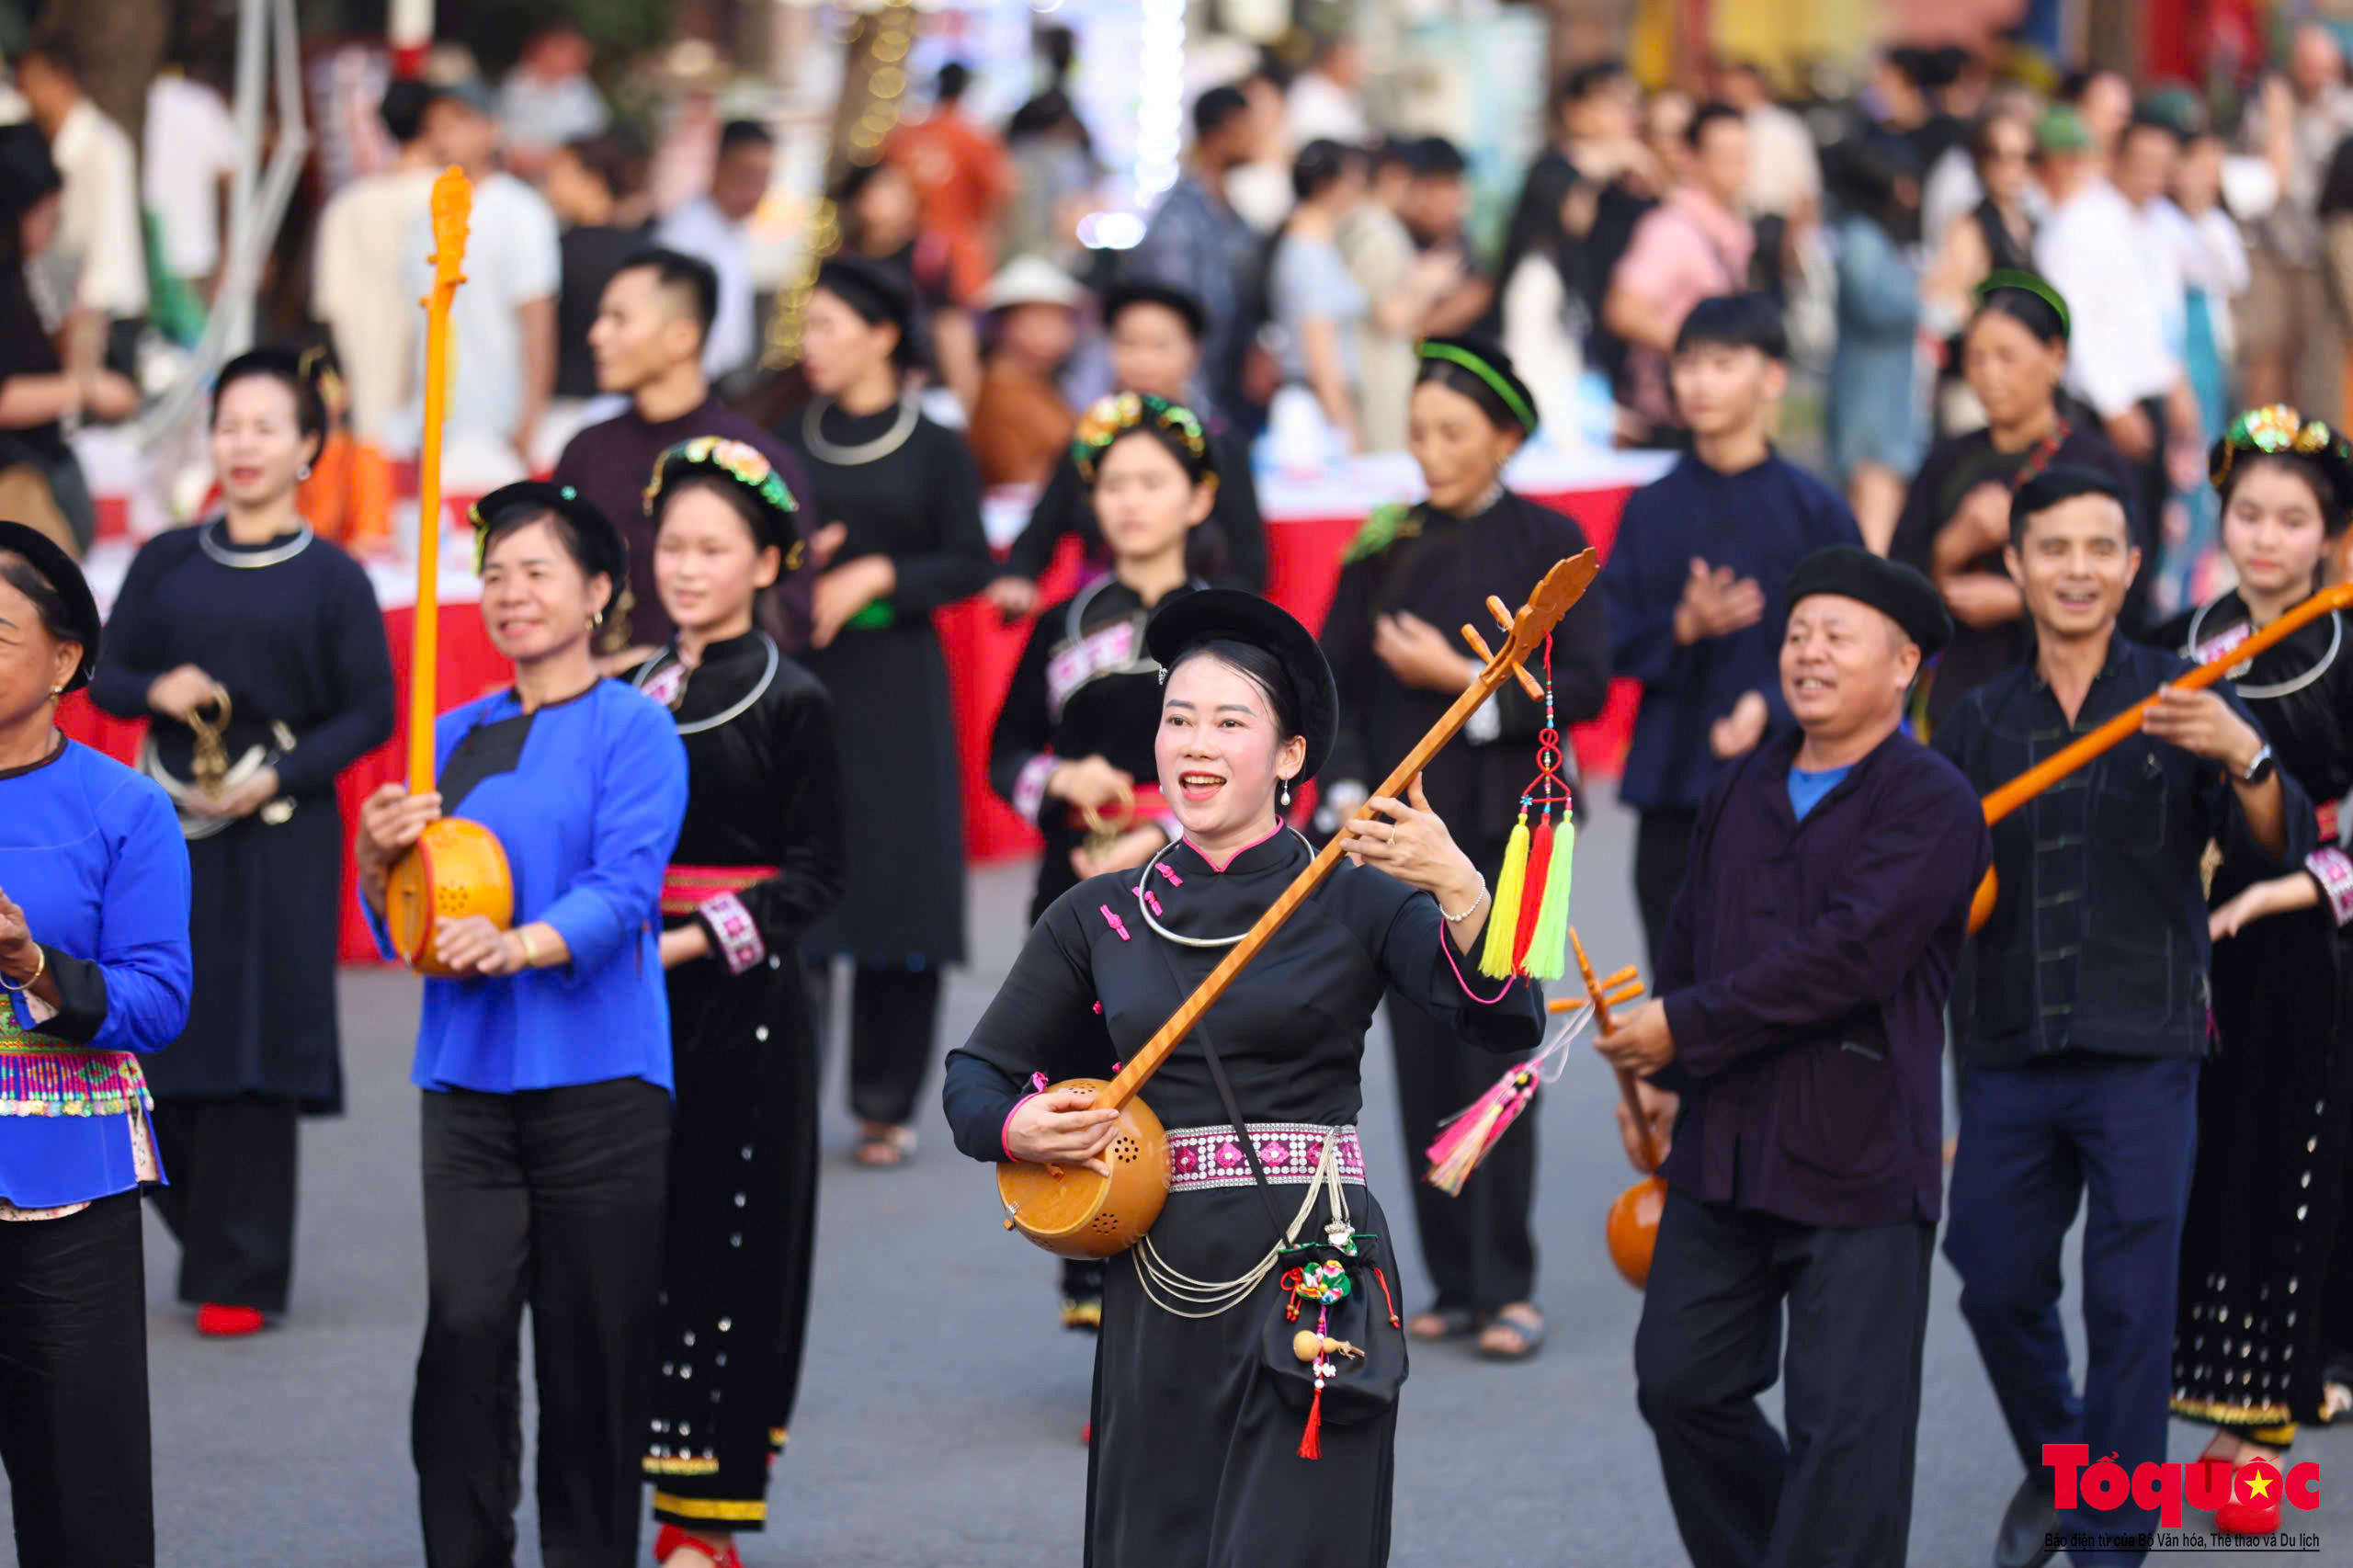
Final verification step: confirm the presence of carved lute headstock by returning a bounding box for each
[1455,550,1600,701]
[427,166,472,297]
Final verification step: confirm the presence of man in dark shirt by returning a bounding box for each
[1933,467,2311,1568]
[551,247,813,665]
[1605,293,1862,966]
[1601,546,1988,1568]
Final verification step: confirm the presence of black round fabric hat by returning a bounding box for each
[814,253,916,337]
[470,481,630,597]
[0,519,99,690]
[1785,545,1952,656]
[1144,588,1339,783]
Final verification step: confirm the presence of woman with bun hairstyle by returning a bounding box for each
[1318,335,1610,1361]
[783,254,993,1168]
[2159,407,2353,1525]
[88,347,394,1336]
[1889,272,2140,732]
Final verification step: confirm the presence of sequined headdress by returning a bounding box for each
[2210,405,2353,532]
[646,436,804,562]
[1070,392,1214,484]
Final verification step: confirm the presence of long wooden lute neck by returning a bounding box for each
[407,168,473,795]
[1096,552,1600,1112]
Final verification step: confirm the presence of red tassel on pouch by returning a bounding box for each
[1298,1385,1324,1460]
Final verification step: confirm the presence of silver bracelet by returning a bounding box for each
[1438,877,1488,923]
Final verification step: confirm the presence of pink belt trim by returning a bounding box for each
[1165,1122,1364,1192]
[662,864,778,917]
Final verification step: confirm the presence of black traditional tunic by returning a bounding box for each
[990,576,1196,926]
[783,402,992,965]
[944,832,1543,1567]
[632,631,847,1528]
[86,521,395,1108]
[1318,490,1610,1316]
[2159,591,2353,1437]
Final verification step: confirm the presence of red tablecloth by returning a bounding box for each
[58,478,1642,961]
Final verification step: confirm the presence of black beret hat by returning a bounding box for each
[1102,278,1209,341]
[0,519,98,690]
[1144,588,1340,783]
[470,481,630,597]
[2010,463,2130,535]
[1786,545,1952,656]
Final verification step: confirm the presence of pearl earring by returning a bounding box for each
[297,463,313,481]
[1279,780,1292,811]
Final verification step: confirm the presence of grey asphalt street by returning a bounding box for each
[7,788,2347,1565]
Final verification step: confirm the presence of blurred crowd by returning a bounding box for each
[5,14,2353,637]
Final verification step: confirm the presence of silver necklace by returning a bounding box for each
[2184,597,2341,700]
[632,634,779,735]
[199,519,313,569]
[801,394,919,467]
[1131,827,1316,948]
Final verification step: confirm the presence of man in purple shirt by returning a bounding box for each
[1600,547,1990,1568]
[552,247,813,665]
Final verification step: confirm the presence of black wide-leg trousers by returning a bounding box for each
[1636,1189,1936,1568]
[413,1079,670,1568]
[0,1190,153,1568]
[148,1094,301,1312]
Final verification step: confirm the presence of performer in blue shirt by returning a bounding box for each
[1604,294,1863,968]
[357,482,688,1568]
[0,519,192,1568]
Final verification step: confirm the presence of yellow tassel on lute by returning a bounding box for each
[1481,811,1530,979]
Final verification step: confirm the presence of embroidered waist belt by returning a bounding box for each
[1165,1121,1365,1193]
[0,1035,152,1119]
[662,864,777,976]
[1067,783,1170,833]
[661,864,779,917]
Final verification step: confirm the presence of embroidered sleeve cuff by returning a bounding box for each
[695,892,767,976]
[2307,846,2353,927]
[1465,695,1503,746]
[1013,752,1058,824]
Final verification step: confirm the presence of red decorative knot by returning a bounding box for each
[1155,863,1183,886]
[1092,1001,1104,1015]
[1099,904,1131,941]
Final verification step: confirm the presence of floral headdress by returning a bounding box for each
[2210,406,2353,522]
[645,436,804,563]
[1070,392,1213,484]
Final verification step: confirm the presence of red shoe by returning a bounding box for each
[195,1303,265,1337]
[2214,1462,2284,1536]
[653,1524,742,1568]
